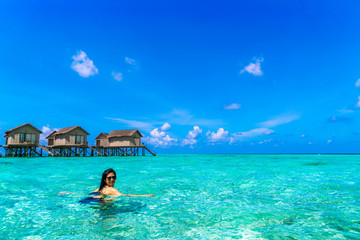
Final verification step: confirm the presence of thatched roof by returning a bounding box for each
[107,129,143,138]
[95,133,108,139]
[4,123,42,137]
[45,126,89,139]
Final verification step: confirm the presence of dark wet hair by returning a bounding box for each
[99,168,116,192]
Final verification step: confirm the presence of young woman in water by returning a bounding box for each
[59,168,154,198]
[93,168,154,197]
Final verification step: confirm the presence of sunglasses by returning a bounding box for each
[107,176,116,180]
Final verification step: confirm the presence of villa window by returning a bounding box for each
[75,135,85,144]
[19,133,25,143]
[25,133,36,143]
[18,133,36,143]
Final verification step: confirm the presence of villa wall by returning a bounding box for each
[109,137,139,146]
[6,125,40,145]
[96,135,110,147]
[50,129,88,146]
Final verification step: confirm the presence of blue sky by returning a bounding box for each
[1,0,360,153]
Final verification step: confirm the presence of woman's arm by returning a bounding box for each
[105,188,154,197]
[58,191,75,195]
[125,194,155,197]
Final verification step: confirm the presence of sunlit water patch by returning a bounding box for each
[1,154,360,239]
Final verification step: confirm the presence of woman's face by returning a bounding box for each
[105,172,116,187]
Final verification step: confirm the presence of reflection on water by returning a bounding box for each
[92,199,145,214]
[93,200,146,230]
[302,161,328,166]
[80,194,146,216]
[0,161,13,164]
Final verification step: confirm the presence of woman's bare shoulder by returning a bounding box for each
[103,187,122,196]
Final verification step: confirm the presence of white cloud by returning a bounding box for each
[145,135,177,146]
[40,125,59,144]
[355,96,360,108]
[327,140,332,144]
[224,103,241,110]
[106,108,223,131]
[150,123,171,138]
[160,109,224,126]
[145,123,177,146]
[240,58,263,76]
[258,114,300,128]
[356,79,360,87]
[338,109,354,114]
[230,128,274,143]
[112,72,123,81]
[71,50,98,77]
[105,117,154,130]
[182,126,202,146]
[182,138,197,146]
[186,126,202,139]
[150,128,166,138]
[207,128,229,143]
[259,140,273,144]
[160,122,171,131]
[163,135,177,143]
[125,57,137,66]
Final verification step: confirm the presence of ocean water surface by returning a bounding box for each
[1,154,360,239]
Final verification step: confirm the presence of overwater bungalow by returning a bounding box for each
[95,133,109,147]
[1,125,155,157]
[2,123,43,157]
[95,129,143,147]
[46,126,89,147]
[3,123,42,146]
[92,129,154,156]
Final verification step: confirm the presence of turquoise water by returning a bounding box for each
[1,154,360,239]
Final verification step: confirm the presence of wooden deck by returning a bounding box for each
[37,144,54,156]
[3,143,38,147]
[2,144,42,157]
[91,145,156,156]
[0,144,156,157]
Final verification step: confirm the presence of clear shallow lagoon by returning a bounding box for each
[1,154,360,239]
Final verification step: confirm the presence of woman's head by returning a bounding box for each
[99,168,117,191]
